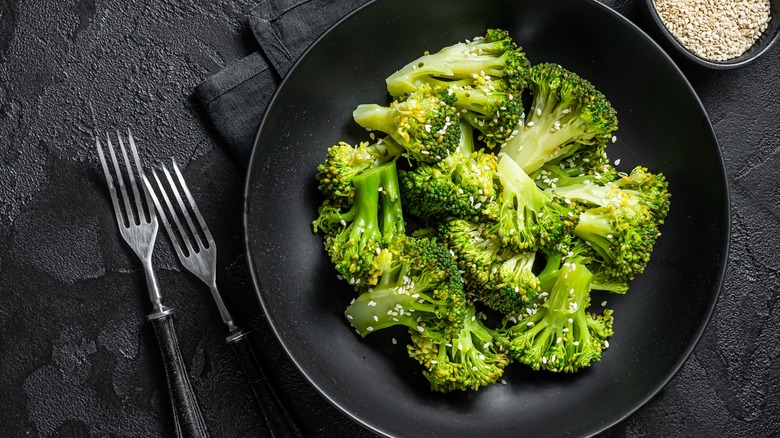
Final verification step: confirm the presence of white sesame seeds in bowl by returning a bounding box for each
[642,0,780,69]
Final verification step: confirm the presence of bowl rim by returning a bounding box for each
[243,0,732,436]
[642,0,780,69]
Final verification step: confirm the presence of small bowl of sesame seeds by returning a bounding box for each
[643,0,780,69]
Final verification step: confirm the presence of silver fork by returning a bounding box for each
[144,160,303,438]
[96,130,209,438]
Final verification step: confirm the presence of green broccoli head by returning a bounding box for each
[344,236,467,338]
[408,305,510,392]
[486,155,578,254]
[436,75,525,148]
[353,84,462,164]
[530,140,617,190]
[503,63,618,173]
[385,29,531,98]
[312,161,406,287]
[537,241,629,294]
[505,260,614,373]
[437,218,541,314]
[549,166,670,279]
[400,145,499,224]
[316,139,404,208]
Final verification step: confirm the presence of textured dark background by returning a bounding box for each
[0,0,778,437]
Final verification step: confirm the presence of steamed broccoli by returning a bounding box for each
[505,259,614,373]
[538,242,629,295]
[408,305,510,392]
[437,218,541,314]
[386,29,531,98]
[550,166,670,279]
[486,155,578,253]
[530,141,617,191]
[344,236,467,337]
[437,75,525,148]
[399,122,499,224]
[502,63,618,174]
[312,161,405,287]
[316,138,404,208]
[311,28,670,391]
[353,84,462,164]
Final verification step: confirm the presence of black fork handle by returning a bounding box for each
[149,310,210,438]
[227,329,303,438]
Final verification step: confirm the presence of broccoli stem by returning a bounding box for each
[378,162,405,239]
[347,168,383,248]
[497,155,548,216]
[537,251,563,292]
[352,104,396,136]
[573,210,616,264]
[345,279,439,337]
[458,121,474,155]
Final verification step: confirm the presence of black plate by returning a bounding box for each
[244,0,729,436]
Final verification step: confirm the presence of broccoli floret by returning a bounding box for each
[316,139,404,208]
[312,161,406,287]
[353,84,462,164]
[537,242,629,295]
[399,125,499,224]
[433,76,525,148]
[486,155,578,253]
[550,166,670,279]
[344,236,467,337]
[502,63,618,174]
[505,260,614,373]
[530,141,617,190]
[386,29,531,98]
[408,305,510,392]
[437,218,541,314]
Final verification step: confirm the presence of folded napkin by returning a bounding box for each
[195,0,371,163]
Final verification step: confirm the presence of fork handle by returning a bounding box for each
[150,310,210,438]
[227,329,303,438]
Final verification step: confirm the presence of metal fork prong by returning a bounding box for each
[143,174,181,253]
[106,133,136,226]
[171,160,214,245]
[151,168,196,256]
[116,131,146,222]
[128,129,155,225]
[162,163,205,251]
[117,130,146,224]
[96,137,125,227]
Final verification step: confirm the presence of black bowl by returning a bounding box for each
[642,0,780,69]
[244,0,730,436]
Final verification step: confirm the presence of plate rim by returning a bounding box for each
[242,0,731,435]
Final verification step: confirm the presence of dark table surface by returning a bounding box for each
[1,0,779,437]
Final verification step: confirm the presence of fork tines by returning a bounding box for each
[143,160,214,260]
[96,129,154,228]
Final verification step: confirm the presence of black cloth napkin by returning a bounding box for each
[195,0,371,162]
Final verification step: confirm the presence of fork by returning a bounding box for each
[96,130,209,438]
[144,160,303,438]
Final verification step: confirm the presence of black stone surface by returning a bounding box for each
[0,0,778,437]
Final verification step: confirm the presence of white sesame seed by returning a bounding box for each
[653,0,771,61]
[367,326,374,332]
